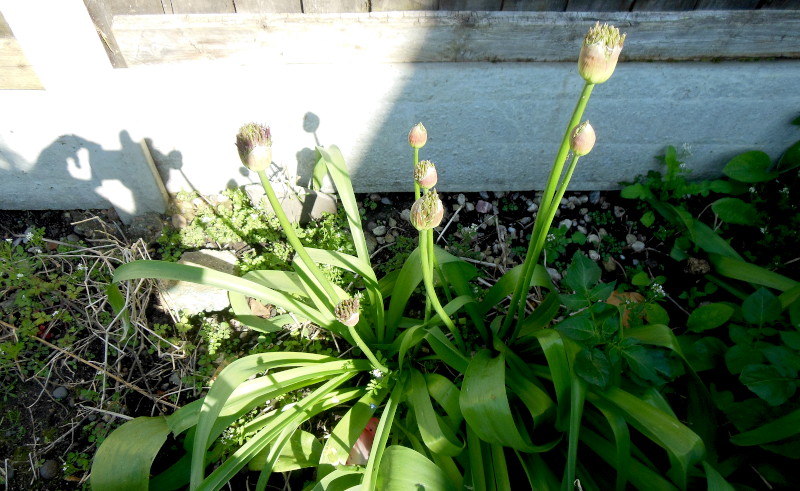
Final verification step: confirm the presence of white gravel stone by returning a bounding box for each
[589,250,601,261]
[372,225,387,236]
[631,241,646,253]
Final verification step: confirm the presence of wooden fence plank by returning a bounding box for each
[170,0,235,13]
[372,0,439,10]
[760,0,800,7]
[566,0,634,10]
[440,0,503,9]
[502,1,567,10]
[107,0,166,15]
[302,0,369,13]
[112,10,800,65]
[695,0,759,8]
[84,0,128,67]
[235,0,302,12]
[633,0,697,10]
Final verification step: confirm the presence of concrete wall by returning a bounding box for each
[1,2,799,221]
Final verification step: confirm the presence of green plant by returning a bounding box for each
[93,24,725,490]
[621,117,800,485]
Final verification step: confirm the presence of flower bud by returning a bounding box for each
[408,123,427,149]
[570,121,596,156]
[578,22,626,85]
[236,123,273,171]
[414,160,438,189]
[335,296,360,327]
[410,190,444,231]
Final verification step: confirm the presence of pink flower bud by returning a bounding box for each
[578,23,625,85]
[410,190,444,231]
[236,123,273,171]
[570,121,596,157]
[414,160,438,189]
[335,296,360,327]
[408,123,427,149]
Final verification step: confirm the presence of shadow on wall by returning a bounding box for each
[0,130,160,222]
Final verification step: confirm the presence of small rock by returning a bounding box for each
[465,202,475,212]
[577,226,588,235]
[384,233,396,244]
[507,226,517,238]
[479,191,489,199]
[687,257,711,275]
[364,231,378,253]
[494,191,506,198]
[372,225,387,236]
[589,191,601,204]
[588,250,601,261]
[579,207,588,215]
[546,267,562,282]
[559,219,573,230]
[369,193,381,202]
[159,250,238,313]
[597,228,608,238]
[603,257,617,272]
[52,386,68,400]
[560,198,569,206]
[457,193,466,206]
[39,460,59,480]
[631,241,646,253]
[381,197,393,206]
[475,200,492,214]
[388,217,397,228]
[376,236,385,245]
[171,214,188,229]
[527,201,538,213]
[170,373,182,386]
[65,234,81,243]
[579,195,589,204]
[625,234,638,245]
[519,216,532,225]
[400,209,411,222]
[614,206,626,218]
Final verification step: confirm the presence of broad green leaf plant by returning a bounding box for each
[92,23,722,490]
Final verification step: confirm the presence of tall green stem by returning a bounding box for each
[419,228,464,350]
[257,170,339,304]
[499,82,595,339]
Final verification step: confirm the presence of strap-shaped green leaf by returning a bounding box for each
[478,264,554,316]
[461,350,541,452]
[590,387,705,489]
[518,291,561,337]
[319,387,388,466]
[362,374,406,490]
[581,427,678,491]
[730,407,800,446]
[376,446,457,491]
[709,253,798,295]
[425,326,469,374]
[407,369,464,456]
[198,373,355,490]
[425,373,463,429]
[91,416,171,491]
[114,260,329,327]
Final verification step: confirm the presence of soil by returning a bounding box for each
[0,188,703,489]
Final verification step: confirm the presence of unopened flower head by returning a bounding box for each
[335,295,361,327]
[408,123,427,149]
[578,22,626,84]
[570,121,596,156]
[414,160,438,189]
[410,190,444,231]
[236,123,273,171]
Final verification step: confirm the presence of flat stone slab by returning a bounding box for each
[159,249,237,314]
[244,183,338,225]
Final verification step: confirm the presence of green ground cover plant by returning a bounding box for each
[621,120,800,486]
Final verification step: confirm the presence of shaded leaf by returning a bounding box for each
[574,347,611,387]
[740,364,797,406]
[742,288,782,326]
[711,197,759,225]
[686,303,734,332]
[723,151,778,183]
[564,252,601,296]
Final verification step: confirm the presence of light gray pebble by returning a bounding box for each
[587,234,600,244]
[579,195,589,204]
[384,233,396,244]
[457,193,466,206]
[614,206,626,218]
[388,217,397,228]
[579,207,588,215]
[559,219,573,229]
[577,226,588,235]
[52,386,68,400]
[372,225,387,236]
[589,191,601,204]
[631,241,646,253]
[560,198,569,206]
[546,267,562,282]
[626,234,638,245]
[476,200,492,213]
[381,197,393,205]
[400,209,411,222]
[39,460,59,480]
[598,228,608,238]
[589,250,601,261]
[369,193,381,202]
[479,191,490,199]
[527,202,538,213]
[376,237,385,245]
[520,216,532,225]
[466,202,475,212]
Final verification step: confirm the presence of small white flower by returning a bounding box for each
[760,227,767,234]
[371,369,384,380]
[4,238,11,243]
[546,233,556,242]
[23,232,34,242]
[780,186,789,195]
[16,273,23,278]
[201,216,212,223]
[749,187,757,193]
[77,264,86,271]
[650,283,666,298]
